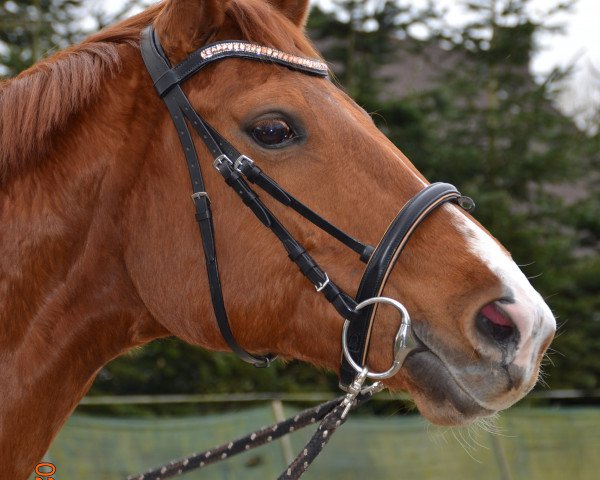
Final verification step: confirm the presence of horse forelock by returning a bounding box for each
[0,0,316,185]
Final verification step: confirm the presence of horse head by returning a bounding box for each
[124,0,554,425]
[0,0,556,475]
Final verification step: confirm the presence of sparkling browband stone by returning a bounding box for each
[199,41,328,73]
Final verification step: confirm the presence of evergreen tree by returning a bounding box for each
[308,1,432,105]
[0,0,149,76]
[0,0,85,75]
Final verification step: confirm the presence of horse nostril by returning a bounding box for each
[476,302,519,347]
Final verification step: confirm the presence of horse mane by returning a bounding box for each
[0,5,159,183]
[0,0,319,184]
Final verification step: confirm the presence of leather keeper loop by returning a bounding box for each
[239,163,260,182]
[360,245,375,263]
[285,241,306,261]
[195,211,211,223]
[297,258,321,278]
[154,69,179,97]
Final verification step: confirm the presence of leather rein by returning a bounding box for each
[139,25,475,391]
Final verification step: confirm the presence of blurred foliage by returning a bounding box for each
[0,0,150,75]
[310,1,409,102]
[87,338,340,415]
[0,0,85,74]
[2,0,598,407]
[309,1,443,105]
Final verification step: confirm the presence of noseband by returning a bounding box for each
[140,26,475,389]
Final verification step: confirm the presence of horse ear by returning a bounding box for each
[154,0,233,60]
[269,0,310,28]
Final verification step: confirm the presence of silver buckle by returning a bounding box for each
[342,297,417,380]
[213,154,232,170]
[191,191,210,203]
[315,273,330,292]
[234,155,254,173]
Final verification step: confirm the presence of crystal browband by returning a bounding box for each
[147,28,329,103]
[199,41,329,74]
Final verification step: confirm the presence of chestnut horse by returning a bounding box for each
[0,0,555,477]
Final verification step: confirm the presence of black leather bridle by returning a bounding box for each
[140,26,475,390]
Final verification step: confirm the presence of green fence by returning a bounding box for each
[39,406,600,479]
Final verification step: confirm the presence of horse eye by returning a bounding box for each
[252,119,295,146]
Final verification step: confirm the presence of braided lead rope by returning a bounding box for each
[277,389,378,480]
[127,397,342,480]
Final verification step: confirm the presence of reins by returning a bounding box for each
[135,24,476,479]
[128,372,381,480]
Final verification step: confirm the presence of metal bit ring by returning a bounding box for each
[342,296,416,380]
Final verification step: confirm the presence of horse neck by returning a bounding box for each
[0,50,168,478]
